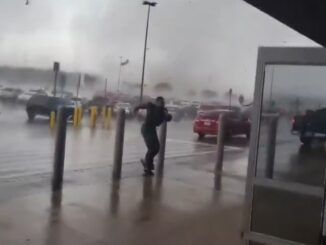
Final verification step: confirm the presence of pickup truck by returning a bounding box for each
[26,95,74,121]
[292,108,326,145]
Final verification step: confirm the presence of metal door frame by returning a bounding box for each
[243,47,326,245]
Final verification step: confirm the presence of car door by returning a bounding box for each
[227,112,243,135]
[311,109,326,134]
[37,97,50,115]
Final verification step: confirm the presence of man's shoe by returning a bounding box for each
[140,158,147,170]
[149,163,155,171]
[143,170,154,176]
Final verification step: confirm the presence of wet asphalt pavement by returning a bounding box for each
[0,103,247,245]
[0,103,248,186]
[2,103,326,244]
[1,103,324,190]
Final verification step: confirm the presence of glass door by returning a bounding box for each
[243,47,326,245]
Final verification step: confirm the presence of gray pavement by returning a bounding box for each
[0,157,245,245]
[0,105,248,183]
[5,104,326,244]
[0,104,247,244]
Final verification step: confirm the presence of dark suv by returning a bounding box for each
[292,108,326,145]
[26,95,74,121]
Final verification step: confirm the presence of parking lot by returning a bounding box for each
[0,103,249,186]
[2,102,326,244]
[2,101,326,186]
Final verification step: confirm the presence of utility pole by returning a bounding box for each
[117,57,122,94]
[117,57,129,94]
[53,62,60,97]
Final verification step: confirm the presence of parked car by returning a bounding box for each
[88,96,113,112]
[0,88,22,101]
[51,91,74,100]
[70,97,89,110]
[166,104,184,122]
[113,102,133,117]
[292,108,326,145]
[181,105,198,119]
[191,101,201,109]
[198,104,239,112]
[26,95,74,121]
[193,109,250,139]
[17,89,47,104]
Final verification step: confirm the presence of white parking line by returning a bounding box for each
[166,138,245,150]
[166,138,215,146]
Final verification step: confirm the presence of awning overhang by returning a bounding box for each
[244,0,326,46]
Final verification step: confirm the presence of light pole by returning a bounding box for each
[76,73,82,98]
[104,78,108,97]
[117,57,129,94]
[117,56,123,94]
[140,1,157,103]
[228,88,233,108]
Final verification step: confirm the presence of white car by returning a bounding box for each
[0,88,22,101]
[113,102,132,115]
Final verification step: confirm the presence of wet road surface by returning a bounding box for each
[0,104,246,244]
[2,104,326,244]
[0,161,245,245]
[0,104,248,185]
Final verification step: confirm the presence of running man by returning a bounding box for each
[134,96,172,175]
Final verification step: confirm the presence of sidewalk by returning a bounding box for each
[0,158,246,245]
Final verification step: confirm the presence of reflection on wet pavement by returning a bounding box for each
[109,181,120,216]
[0,167,244,245]
[45,192,62,245]
[0,109,247,182]
[0,105,247,245]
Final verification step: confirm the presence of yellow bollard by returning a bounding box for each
[103,107,111,129]
[50,111,56,129]
[77,106,83,126]
[89,106,97,128]
[106,107,112,129]
[102,106,107,118]
[73,107,78,127]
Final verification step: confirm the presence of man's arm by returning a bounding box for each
[164,108,172,122]
[134,103,148,113]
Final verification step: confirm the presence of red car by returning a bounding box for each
[193,110,251,139]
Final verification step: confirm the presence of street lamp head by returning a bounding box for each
[143,1,157,7]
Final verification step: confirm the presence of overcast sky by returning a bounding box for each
[0,0,318,97]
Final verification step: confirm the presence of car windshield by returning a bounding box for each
[199,105,219,111]
[201,111,222,119]
[2,88,14,92]
[49,97,71,106]
[200,110,234,119]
